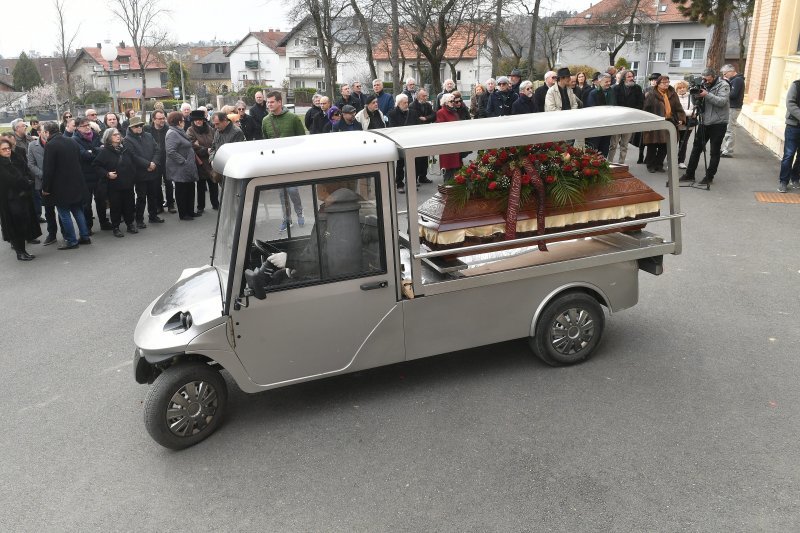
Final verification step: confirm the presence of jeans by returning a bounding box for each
[685,122,727,179]
[57,202,90,245]
[779,124,800,184]
[281,187,303,220]
[33,189,42,216]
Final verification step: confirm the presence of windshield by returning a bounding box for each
[211,178,247,305]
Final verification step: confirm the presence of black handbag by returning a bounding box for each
[630,131,642,148]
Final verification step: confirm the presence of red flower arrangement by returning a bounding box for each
[447,142,612,208]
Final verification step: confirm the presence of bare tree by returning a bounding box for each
[445,24,484,82]
[490,0,503,76]
[539,11,569,69]
[390,0,400,89]
[731,0,754,70]
[581,0,645,66]
[109,0,170,113]
[53,0,79,101]
[351,0,379,81]
[497,14,530,67]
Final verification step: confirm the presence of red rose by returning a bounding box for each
[486,171,495,180]
[488,181,498,190]
[592,159,601,167]
[455,175,466,184]
[509,147,518,155]
[583,168,593,176]
[521,175,531,185]
[563,165,573,172]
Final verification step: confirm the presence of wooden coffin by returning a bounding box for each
[417,164,664,251]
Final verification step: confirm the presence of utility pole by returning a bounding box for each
[178,47,186,103]
[257,42,261,85]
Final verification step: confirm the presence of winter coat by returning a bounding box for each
[728,74,745,109]
[697,77,730,126]
[512,93,538,114]
[144,124,168,169]
[387,106,409,128]
[262,110,306,139]
[586,87,616,107]
[470,91,489,118]
[642,86,686,145]
[13,133,32,154]
[210,121,246,161]
[534,84,550,112]
[92,144,137,190]
[406,99,436,126]
[187,123,214,180]
[455,104,471,121]
[612,83,644,110]
[124,129,161,182]
[239,112,262,140]
[487,90,518,117]
[0,156,41,244]
[305,105,322,132]
[331,119,360,132]
[250,102,268,126]
[544,84,579,112]
[310,108,332,134]
[335,94,361,111]
[375,91,394,116]
[165,126,199,183]
[573,84,592,107]
[433,89,454,112]
[435,106,462,170]
[72,131,102,183]
[41,133,87,207]
[785,80,800,127]
[26,137,46,190]
[355,108,386,130]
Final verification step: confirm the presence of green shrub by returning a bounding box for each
[79,90,111,105]
[568,64,600,78]
[615,57,631,70]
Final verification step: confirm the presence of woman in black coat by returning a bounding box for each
[92,128,138,237]
[512,81,538,114]
[0,138,41,260]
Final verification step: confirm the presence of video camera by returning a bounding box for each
[688,76,706,96]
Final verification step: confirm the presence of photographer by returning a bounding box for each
[679,67,730,186]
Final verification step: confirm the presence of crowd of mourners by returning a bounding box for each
[6,59,788,262]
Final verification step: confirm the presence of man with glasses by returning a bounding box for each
[512,81,538,114]
[487,76,518,117]
[145,110,174,213]
[534,71,557,113]
[336,83,360,111]
[402,78,417,101]
[85,109,105,133]
[351,81,367,111]
[235,100,261,140]
[310,96,332,134]
[125,116,163,227]
[73,116,110,231]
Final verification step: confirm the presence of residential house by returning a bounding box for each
[190,46,232,96]
[740,0,800,156]
[0,79,15,93]
[560,0,718,81]
[278,17,372,92]
[372,26,493,91]
[69,44,166,104]
[226,31,287,91]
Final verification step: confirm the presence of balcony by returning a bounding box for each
[244,60,260,69]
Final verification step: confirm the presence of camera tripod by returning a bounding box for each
[679,101,711,191]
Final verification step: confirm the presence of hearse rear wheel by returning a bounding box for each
[530,292,605,367]
[144,362,228,450]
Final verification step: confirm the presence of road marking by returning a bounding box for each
[100,360,133,374]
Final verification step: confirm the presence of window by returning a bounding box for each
[456,70,462,81]
[316,59,322,69]
[309,37,318,46]
[245,174,385,292]
[118,55,130,63]
[294,80,304,88]
[316,80,326,91]
[659,4,667,11]
[215,63,226,74]
[631,24,642,42]
[630,61,640,76]
[202,64,212,74]
[383,70,392,82]
[671,40,705,66]
[3,67,9,74]
[240,72,248,81]
[292,58,301,69]
[294,38,300,46]
[649,52,666,62]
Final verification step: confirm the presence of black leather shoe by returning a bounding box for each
[27,238,41,244]
[148,216,165,223]
[678,174,695,182]
[167,207,177,214]
[136,221,147,229]
[57,242,79,250]
[113,228,124,238]
[78,237,92,245]
[16,251,35,261]
[38,217,46,223]
[698,176,713,185]
[196,208,204,213]
[179,216,195,221]
[43,235,57,246]
[418,177,433,184]
[191,211,203,217]
[127,224,138,234]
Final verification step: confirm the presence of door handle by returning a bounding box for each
[360,280,389,291]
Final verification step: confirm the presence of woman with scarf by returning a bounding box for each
[92,128,137,237]
[643,76,685,173]
[187,109,218,211]
[322,106,340,133]
[0,138,41,260]
[435,93,463,181]
[355,95,386,130]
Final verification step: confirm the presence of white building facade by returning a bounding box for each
[226,32,287,90]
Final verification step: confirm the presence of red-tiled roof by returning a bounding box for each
[373,26,486,61]
[79,47,166,70]
[228,31,288,57]
[118,87,172,99]
[564,0,692,26]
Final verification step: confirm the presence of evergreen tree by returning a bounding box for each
[12,52,42,90]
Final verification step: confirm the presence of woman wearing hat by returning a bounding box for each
[187,109,218,211]
[642,76,685,173]
[322,106,341,133]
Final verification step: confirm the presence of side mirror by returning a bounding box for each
[244,268,267,300]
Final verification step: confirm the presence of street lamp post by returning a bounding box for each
[100,41,119,113]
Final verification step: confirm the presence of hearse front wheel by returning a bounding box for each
[144,362,228,450]
[530,292,605,367]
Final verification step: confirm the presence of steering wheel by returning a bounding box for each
[254,238,281,258]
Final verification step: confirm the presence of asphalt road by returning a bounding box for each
[1,131,798,532]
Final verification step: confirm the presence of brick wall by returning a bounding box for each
[745,0,781,103]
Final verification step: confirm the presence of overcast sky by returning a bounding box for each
[1,0,594,59]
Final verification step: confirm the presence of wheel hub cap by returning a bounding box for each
[165,380,219,437]
[550,307,595,356]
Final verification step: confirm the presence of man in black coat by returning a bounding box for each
[336,83,361,111]
[125,116,163,227]
[40,122,91,249]
[145,110,174,213]
[609,69,645,163]
[406,89,437,185]
[512,81,538,114]
[534,71,557,112]
[387,94,410,192]
[235,101,262,140]
[250,91,268,126]
[487,76,518,117]
[72,117,109,231]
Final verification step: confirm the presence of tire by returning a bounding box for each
[144,362,228,450]
[530,292,605,367]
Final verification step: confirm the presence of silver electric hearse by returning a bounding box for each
[133,108,684,449]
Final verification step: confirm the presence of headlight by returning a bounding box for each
[163,311,193,333]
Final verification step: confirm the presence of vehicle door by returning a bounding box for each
[230,166,404,386]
